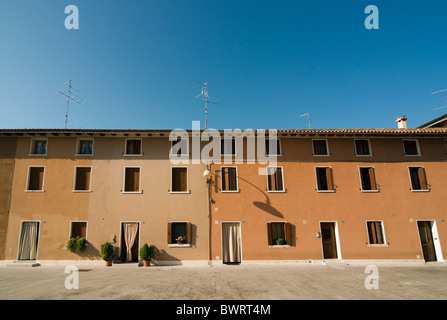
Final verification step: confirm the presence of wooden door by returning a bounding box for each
[418,221,437,262]
[321,222,337,259]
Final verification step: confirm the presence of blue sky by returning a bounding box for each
[0,0,446,130]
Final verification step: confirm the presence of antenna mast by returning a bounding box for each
[58,80,83,129]
[300,113,311,129]
[194,80,221,130]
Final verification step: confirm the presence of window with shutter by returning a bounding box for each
[403,140,420,156]
[74,167,91,191]
[125,139,142,155]
[316,167,334,191]
[171,167,187,192]
[359,167,377,191]
[267,222,291,245]
[70,222,87,238]
[265,139,281,156]
[124,167,140,192]
[168,222,191,245]
[221,167,238,192]
[27,167,45,191]
[267,167,284,192]
[367,221,385,245]
[409,167,428,191]
[355,140,372,156]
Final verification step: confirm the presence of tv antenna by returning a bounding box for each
[194,80,221,130]
[58,80,83,129]
[431,88,447,111]
[300,113,311,129]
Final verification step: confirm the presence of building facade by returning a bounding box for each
[1,125,447,265]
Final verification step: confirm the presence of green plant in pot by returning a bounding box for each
[139,243,155,266]
[66,236,87,253]
[275,237,285,245]
[100,241,116,266]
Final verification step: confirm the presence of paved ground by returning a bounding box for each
[0,261,446,300]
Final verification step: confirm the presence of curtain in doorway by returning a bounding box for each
[123,223,138,262]
[222,223,241,263]
[18,222,39,260]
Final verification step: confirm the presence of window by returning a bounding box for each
[403,139,420,156]
[70,221,87,238]
[125,139,142,155]
[409,167,428,191]
[267,222,291,246]
[267,167,284,192]
[27,167,45,191]
[315,167,333,191]
[366,221,385,245]
[265,139,281,156]
[359,167,377,191]
[221,167,238,192]
[171,167,187,192]
[30,139,47,155]
[170,137,189,156]
[74,167,91,191]
[355,139,372,156]
[313,139,329,156]
[77,139,93,155]
[124,167,140,192]
[221,138,236,156]
[167,222,191,245]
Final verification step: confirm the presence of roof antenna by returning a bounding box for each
[300,113,311,129]
[194,80,221,130]
[431,88,447,111]
[58,80,83,129]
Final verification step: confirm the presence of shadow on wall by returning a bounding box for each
[213,171,284,218]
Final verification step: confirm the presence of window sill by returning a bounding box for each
[313,154,330,157]
[355,154,373,157]
[265,153,282,157]
[411,189,430,192]
[361,190,379,193]
[367,244,388,247]
[269,245,290,248]
[121,191,143,194]
[28,153,47,156]
[221,190,240,193]
[168,244,191,248]
[317,190,335,193]
[123,153,144,157]
[404,154,421,157]
[267,190,286,193]
[25,190,45,192]
[169,191,191,194]
[74,153,94,157]
[72,190,92,193]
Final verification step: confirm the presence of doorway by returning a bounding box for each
[222,222,241,264]
[320,222,338,259]
[17,221,40,260]
[417,221,439,262]
[120,222,140,262]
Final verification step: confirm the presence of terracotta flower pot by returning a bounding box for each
[143,259,151,267]
[105,260,112,266]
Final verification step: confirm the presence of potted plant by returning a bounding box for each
[175,235,186,244]
[100,241,115,266]
[66,236,87,253]
[139,243,155,266]
[275,237,285,245]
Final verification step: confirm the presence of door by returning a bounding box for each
[320,222,337,259]
[121,222,139,262]
[222,222,241,264]
[18,221,40,260]
[418,221,437,262]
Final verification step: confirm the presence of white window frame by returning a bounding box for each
[72,166,92,192]
[170,166,190,194]
[265,138,282,156]
[315,166,335,193]
[354,139,372,157]
[69,221,88,239]
[365,220,387,247]
[75,138,94,156]
[402,139,421,156]
[266,166,285,193]
[25,165,45,192]
[124,138,143,156]
[312,139,330,156]
[29,138,48,156]
[268,221,291,248]
[168,221,191,248]
[407,166,429,192]
[220,166,239,193]
[122,166,142,194]
[358,166,379,193]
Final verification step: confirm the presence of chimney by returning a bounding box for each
[396,116,407,129]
